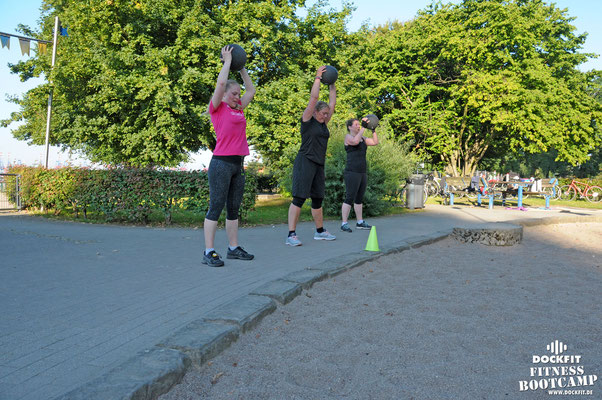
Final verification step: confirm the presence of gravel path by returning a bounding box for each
[160,223,602,400]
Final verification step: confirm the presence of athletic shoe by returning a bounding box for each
[340,223,352,233]
[356,221,372,230]
[227,246,254,260]
[286,235,302,246]
[314,230,336,241]
[202,250,224,267]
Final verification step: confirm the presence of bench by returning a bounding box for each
[493,178,558,208]
[442,176,496,208]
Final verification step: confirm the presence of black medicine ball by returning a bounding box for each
[222,44,247,71]
[361,114,380,130]
[321,65,338,85]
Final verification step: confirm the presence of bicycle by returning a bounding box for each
[424,172,442,197]
[558,179,602,203]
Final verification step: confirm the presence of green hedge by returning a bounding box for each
[7,166,257,224]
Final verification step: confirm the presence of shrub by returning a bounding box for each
[8,166,257,224]
[246,161,278,193]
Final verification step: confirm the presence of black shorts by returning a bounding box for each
[291,153,325,199]
[344,171,367,205]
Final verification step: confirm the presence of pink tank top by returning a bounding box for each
[209,100,250,156]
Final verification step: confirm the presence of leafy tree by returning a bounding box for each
[244,0,354,174]
[342,0,602,176]
[3,0,352,167]
[481,146,602,178]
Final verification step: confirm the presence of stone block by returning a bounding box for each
[249,280,302,304]
[452,223,523,246]
[202,295,277,333]
[52,347,189,400]
[157,320,239,367]
[280,269,329,289]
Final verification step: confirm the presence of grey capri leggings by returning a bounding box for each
[343,171,367,205]
[206,156,246,221]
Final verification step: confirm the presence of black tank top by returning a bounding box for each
[299,117,330,165]
[345,139,367,173]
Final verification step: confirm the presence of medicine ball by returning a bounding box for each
[222,44,247,71]
[321,65,338,85]
[361,114,379,130]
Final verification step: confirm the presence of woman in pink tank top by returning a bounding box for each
[202,45,256,267]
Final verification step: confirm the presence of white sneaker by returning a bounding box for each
[285,235,302,246]
[314,230,336,241]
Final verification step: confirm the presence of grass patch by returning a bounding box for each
[23,194,413,227]
[20,193,597,228]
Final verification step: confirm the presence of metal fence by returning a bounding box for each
[0,173,21,210]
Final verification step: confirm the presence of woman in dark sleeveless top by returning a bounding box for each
[340,118,378,233]
[286,66,337,246]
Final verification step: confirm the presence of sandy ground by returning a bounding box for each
[160,223,602,400]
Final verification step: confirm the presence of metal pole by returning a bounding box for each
[44,16,59,169]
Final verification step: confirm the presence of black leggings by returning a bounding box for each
[206,157,245,221]
[343,171,367,206]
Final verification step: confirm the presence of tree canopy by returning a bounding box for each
[3,0,601,175]
[342,0,602,175]
[3,0,352,166]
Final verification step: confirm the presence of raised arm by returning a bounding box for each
[302,66,326,122]
[345,127,365,146]
[239,68,256,110]
[324,83,336,124]
[209,46,233,110]
[364,127,379,146]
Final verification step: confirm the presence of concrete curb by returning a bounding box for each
[249,280,303,305]
[202,295,277,333]
[52,347,189,400]
[515,214,602,227]
[280,269,329,289]
[156,320,240,367]
[53,214,601,399]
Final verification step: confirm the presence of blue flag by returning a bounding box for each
[0,34,9,49]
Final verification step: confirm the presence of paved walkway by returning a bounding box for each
[1,204,601,400]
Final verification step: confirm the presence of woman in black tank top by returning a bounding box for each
[340,118,379,233]
[286,66,337,246]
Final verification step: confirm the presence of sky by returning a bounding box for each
[1,0,601,169]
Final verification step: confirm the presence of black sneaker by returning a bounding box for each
[356,221,372,230]
[227,246,254,260]
[340,222,352,233]
[202,250,224,267]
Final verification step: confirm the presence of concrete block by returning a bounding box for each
[157,320,239,367]
[416,231,450,247]
[306,260,348,277]
[249,280,302,304]
[405,235,435,248]
[202,295,277,333]
[337,251,376,270]
[280,269,329,289]
[379,241,411,255]
[51,347,189,400]
[452,223,523,246]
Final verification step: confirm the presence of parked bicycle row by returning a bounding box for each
[415,171,602,203]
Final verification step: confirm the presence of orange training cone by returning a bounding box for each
[364,226,380,252]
